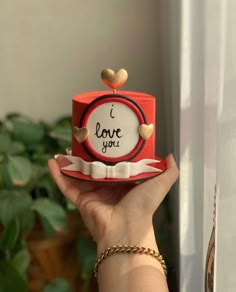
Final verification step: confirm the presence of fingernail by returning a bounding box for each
[54,154,64,163]
[66,147,72,155]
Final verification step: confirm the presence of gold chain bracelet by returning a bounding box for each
[94,245,167,278]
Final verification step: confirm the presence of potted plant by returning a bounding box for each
[0,113,97,292]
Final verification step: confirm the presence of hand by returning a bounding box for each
[48,154,179,254]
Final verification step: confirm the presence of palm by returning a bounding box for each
[48,159,137,237]
[72,179,135,233]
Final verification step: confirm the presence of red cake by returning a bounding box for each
[60,69,166,182]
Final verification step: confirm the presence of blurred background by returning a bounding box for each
[1,0,235,292]
[0,1,179,291]
[0,0,179,157]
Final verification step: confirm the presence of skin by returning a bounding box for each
[48,153,179,292]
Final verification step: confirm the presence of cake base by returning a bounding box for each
[60,155,166,183]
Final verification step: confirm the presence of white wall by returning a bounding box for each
[0,0,172,155]
[0,0,161,118]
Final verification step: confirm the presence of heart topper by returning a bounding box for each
[101,68,128,94]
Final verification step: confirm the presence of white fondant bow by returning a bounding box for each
[61,156,162,179]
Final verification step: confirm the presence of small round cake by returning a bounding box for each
[60,69,166,182]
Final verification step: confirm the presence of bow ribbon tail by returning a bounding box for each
[61,156,91,175]
[129,159,162,177]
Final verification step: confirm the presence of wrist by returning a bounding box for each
[96,217,158,255]
[96,246,168,291]
[95,245,167,278]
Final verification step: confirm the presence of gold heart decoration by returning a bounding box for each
[73,127,89,143]
[101,68,128,90]
[139,124,154,140]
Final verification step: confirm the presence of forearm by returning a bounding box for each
[98,252,168,292]
[96,224,168,292]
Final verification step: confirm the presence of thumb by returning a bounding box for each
[128,153,179,213]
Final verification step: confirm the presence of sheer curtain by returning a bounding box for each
[179,0,236,291]
[215,1,236,290]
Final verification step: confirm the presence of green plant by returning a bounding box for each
[77,238,97,292]
[0,113,96,292]
[44,278,72,292]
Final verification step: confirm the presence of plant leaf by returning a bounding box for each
[10,247,30,280]
[0,190,33,227]
[0,260,27,292]
[8,141,25,155]
[0,219,20,250]
[77,238,97,276]
[6,114,45,145]
[49,126,71,150]
[49,127,71,142]
[44,278,72,292]
[0,164,4,188]
[37,173,59,197]
[0,133,11,153]
[6,156,32,186]
[31,198,67,232]
[0,162,14,189]
[0,133,25,155]
[54,116,72,127]
[39,215,56,238]
[17,209,35,233]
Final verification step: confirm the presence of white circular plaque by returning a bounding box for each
[87,101,139,158]
[81,95,145,163]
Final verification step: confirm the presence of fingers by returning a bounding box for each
[48,158,81,206]
[147,153,179,206]
[153,153,179,193]
[126,153,179,213]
